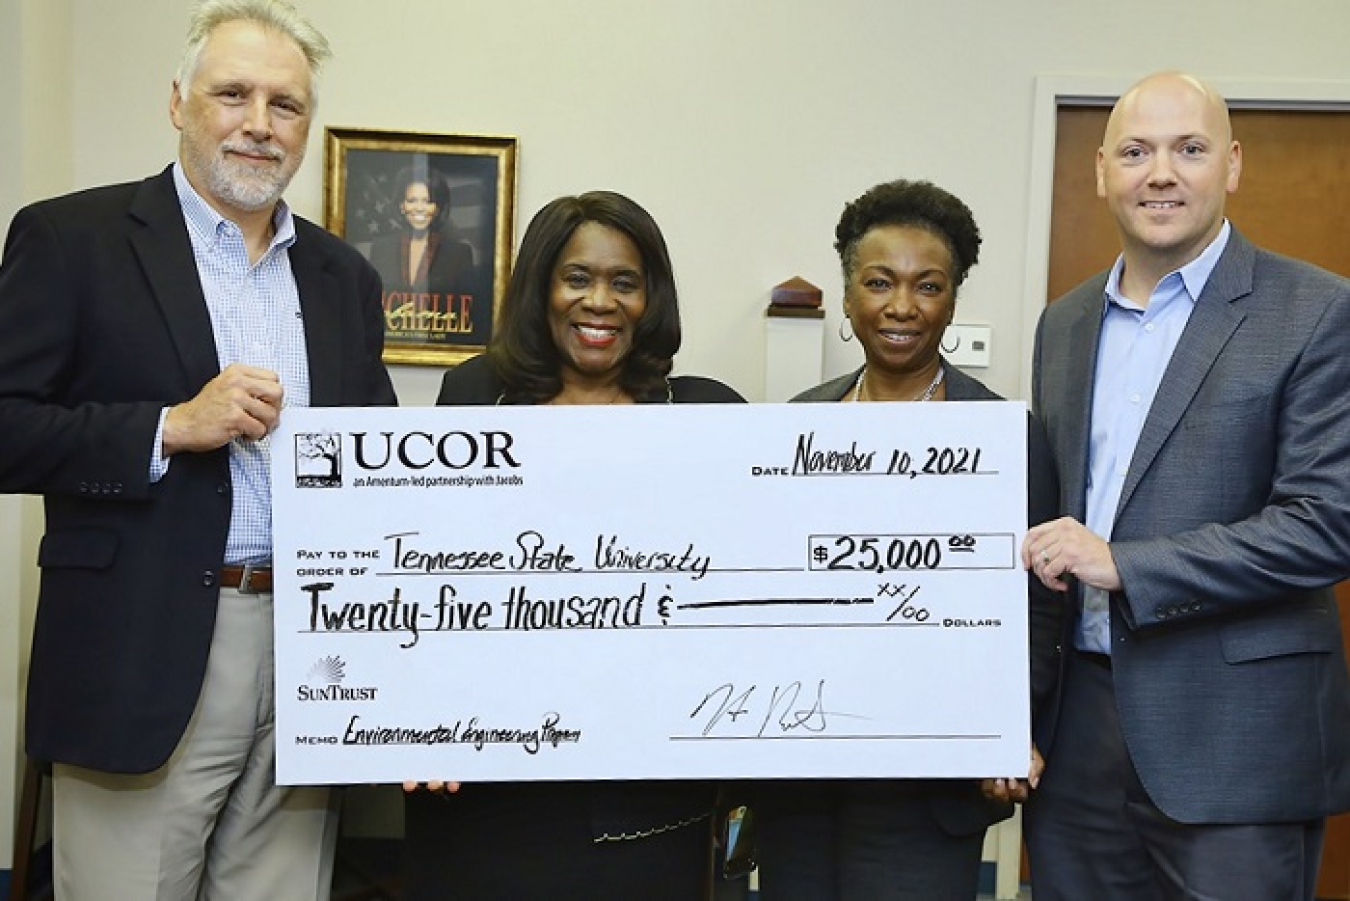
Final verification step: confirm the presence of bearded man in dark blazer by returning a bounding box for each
[1021,70,1350,901]
[0,1,394,898]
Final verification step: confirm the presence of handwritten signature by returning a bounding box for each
[689,680,863,738]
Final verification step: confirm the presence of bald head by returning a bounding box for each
[1105,71,1233,150]
[1095,70,1242,292]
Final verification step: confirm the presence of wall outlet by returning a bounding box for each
[943,323,992,368]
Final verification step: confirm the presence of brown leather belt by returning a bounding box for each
[221,564,273,594]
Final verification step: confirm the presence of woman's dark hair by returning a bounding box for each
[394,164,451,232]
[489,191,682,403]
[835,179,982,296]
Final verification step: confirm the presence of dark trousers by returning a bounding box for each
[754,780,985,900]
[403,783,711,901]
[1026,650,1325,901]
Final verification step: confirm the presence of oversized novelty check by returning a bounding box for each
[271,401,1028,785]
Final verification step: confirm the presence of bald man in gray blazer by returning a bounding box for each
[1021,71,1350,900]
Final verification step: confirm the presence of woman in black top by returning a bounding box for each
[404,190,742,900]
[751,179,1062,900]
[368,166,484,345]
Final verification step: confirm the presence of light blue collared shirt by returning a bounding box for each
[151,163,311,565]
[1078,221,1231,653]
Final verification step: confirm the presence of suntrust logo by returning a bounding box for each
[296,655,379,703]
[350,430,521,472]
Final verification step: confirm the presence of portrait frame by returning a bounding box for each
[324,128,517,367]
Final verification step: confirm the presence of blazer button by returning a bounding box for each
[112,482,124,494]
[1154,604,1169,618]
[78,481,89,493]
[202,571,217,587]
[217,483,230,496]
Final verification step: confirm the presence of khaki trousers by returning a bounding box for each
[52,587,339,901]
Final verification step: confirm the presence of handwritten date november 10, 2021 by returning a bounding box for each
[786,432,985,479]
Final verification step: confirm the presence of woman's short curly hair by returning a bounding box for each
[489,191,681,404]
[834,179,982,294]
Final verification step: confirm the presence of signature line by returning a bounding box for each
[678,598,873,610]
[668,733,1001,742]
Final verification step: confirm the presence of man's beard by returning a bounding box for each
[182,126,304,214]
[206,140,303,212]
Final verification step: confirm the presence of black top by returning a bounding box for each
[426,352,743,841]
[371,233,493,347]
[437,352,745,406]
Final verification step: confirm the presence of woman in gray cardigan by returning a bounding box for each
[752,179,1062,900]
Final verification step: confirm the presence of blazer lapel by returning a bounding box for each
[1115,231,1254,520]
[1055,288,1105,521]
[291,228,343,406]
[128,167,221,391]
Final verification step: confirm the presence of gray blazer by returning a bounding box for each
[1032,228,1350,823]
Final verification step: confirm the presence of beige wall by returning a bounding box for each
[2,0,73,871]
[54,0,1350,406]
[4,0,1350,867]
[0,2,16,867]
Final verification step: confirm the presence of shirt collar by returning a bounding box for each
[172,162,297,253]
[1102,220,1232,310]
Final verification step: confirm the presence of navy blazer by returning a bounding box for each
[0,165,396,774]
[1032,228,1350,823]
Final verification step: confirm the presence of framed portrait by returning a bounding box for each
[324,128,517,366]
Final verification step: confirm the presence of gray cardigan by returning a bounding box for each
[793,359,1063,710]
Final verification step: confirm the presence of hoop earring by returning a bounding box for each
[839,317,855,343]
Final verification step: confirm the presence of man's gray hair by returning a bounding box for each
[175,0,331,105]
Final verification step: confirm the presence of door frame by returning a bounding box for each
[1017,74,1350,399]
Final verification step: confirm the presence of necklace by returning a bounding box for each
[850,365,945,403]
